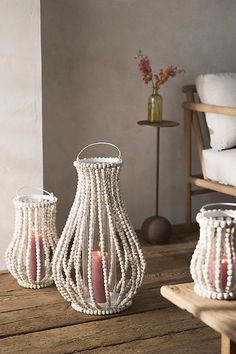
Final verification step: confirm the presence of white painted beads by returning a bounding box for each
[5,188,58,289]
[52,143,146,315]
[190,205,236,300]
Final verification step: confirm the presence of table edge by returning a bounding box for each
[137,120,179,128]
[161,282,236,343]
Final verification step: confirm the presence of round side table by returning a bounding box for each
[137,120,179,244]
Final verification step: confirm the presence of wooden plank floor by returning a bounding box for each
[0,228,220,353]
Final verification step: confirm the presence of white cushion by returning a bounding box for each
[196,73,236,151]
[203,148,236,187]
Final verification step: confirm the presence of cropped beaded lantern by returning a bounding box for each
[53,142,146,315]
[5,187,58,289]
[190,203,236,300]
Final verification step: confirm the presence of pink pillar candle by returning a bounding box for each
[29,234,45,282]
[210,257,228,289]
[92,251,107,303]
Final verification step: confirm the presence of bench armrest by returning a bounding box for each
[183,101,236,117]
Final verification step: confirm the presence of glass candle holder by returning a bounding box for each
[190,203,236,300]
[53,142,146,315]
[5,187,58,289]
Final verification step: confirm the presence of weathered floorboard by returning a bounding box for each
[0,230,219,354]
[82,326,219,354]
[0,307,207,354]
[0,266,192,337]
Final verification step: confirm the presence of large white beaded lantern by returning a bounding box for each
[53,142,146,315]
[5,187,58,289]
[190,203,236,300]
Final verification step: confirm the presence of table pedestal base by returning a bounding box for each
[142,215,172,245]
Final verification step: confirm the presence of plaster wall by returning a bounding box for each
[41,0,236,233]
[0,0,43,268]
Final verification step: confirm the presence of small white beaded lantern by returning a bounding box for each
[5,187,58,289]
[190,203,236,300]
[53,142,146,315]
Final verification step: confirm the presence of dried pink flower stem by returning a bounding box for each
[135,50,184,91]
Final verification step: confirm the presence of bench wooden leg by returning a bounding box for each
[185,182,191,225]
[184,107,192,226]
[221,334,236,354]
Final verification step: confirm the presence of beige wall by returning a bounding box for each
[0,0,43,268]
[41,0,236,233]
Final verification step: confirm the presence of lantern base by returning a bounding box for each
[71,301,132,315]
[71,292,133,315]
[17,278,53,289]
[194,284,236,300]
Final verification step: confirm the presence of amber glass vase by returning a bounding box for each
[148,87,162,122]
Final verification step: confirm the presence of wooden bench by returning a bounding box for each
[161,282,236,354]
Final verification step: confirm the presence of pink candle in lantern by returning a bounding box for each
[210,257,228,289]
[92,251,107,303]
[29,233,45,282]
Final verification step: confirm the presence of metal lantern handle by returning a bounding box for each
[16,186,53,197]
[200,202,236,212]
[77,142,121,161]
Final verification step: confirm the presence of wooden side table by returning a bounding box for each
[138,120,179,244]
[161,282,236,354]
